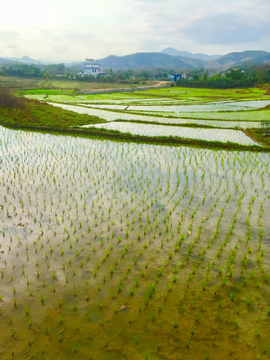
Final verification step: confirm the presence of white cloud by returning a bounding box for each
[0,0,269,62]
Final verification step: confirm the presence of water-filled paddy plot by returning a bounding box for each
[90,122,259,146]
[19,86,270,147]
[0,125,270,359]
[44,95,270,146]
[48,102,267,131]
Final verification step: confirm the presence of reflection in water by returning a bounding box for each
[0,125,269,359]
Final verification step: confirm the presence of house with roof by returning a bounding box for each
[80,59,105,77]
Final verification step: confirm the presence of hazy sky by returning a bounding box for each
[1,0,270,62]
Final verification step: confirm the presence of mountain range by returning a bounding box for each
[160,47,221,61]
[80,52,205,70]
[0,56,52,65]
[1,49,270,71]
[204,50,270,69]
[67,49,270,71]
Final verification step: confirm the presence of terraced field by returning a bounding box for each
[23,87,267,147]
[0,86,270,359]
[47,102,266,131]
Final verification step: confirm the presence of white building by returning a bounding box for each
[81,59,104,77]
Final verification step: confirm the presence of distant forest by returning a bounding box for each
[0,62,270,88]
[175,66,270,89]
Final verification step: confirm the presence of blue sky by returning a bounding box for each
[0,0,269,62]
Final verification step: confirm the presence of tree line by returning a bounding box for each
[0,62,172,83]
[0,63,68,77]
[175,66,270,89]
[0,62,270,88]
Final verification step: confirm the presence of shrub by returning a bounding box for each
[0,88,25,109]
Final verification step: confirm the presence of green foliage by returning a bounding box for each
[0,64,41,77]
[176,65,270,89]
[0,98,104,129]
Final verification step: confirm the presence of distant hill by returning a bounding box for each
[0,58,9,64]
[72,50,270,72]
[1,50,270,72]
[91,50,270,71]
[205,50,270,70]
[0,57,15,65]
[160,47,221,61]
[79,52,205,70]
[1,56,52,65]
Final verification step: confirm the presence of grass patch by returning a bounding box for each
[0,75,41,90]
[0,99,105,129]
[0,75,147,92]
[133,87,270,102]
[19,89,77,96]
[244,128,270,147]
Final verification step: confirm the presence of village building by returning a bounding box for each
[80,59,105,77]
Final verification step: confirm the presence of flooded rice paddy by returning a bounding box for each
[47,103,264,130]
[132,110,270,122]
[1,125,270,359]
[80,99,270,113]
[88,122,260,146]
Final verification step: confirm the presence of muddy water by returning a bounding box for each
[0,126,270,359]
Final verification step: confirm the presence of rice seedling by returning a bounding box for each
[129,287,135,296]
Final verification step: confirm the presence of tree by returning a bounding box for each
[44,71,50,81]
